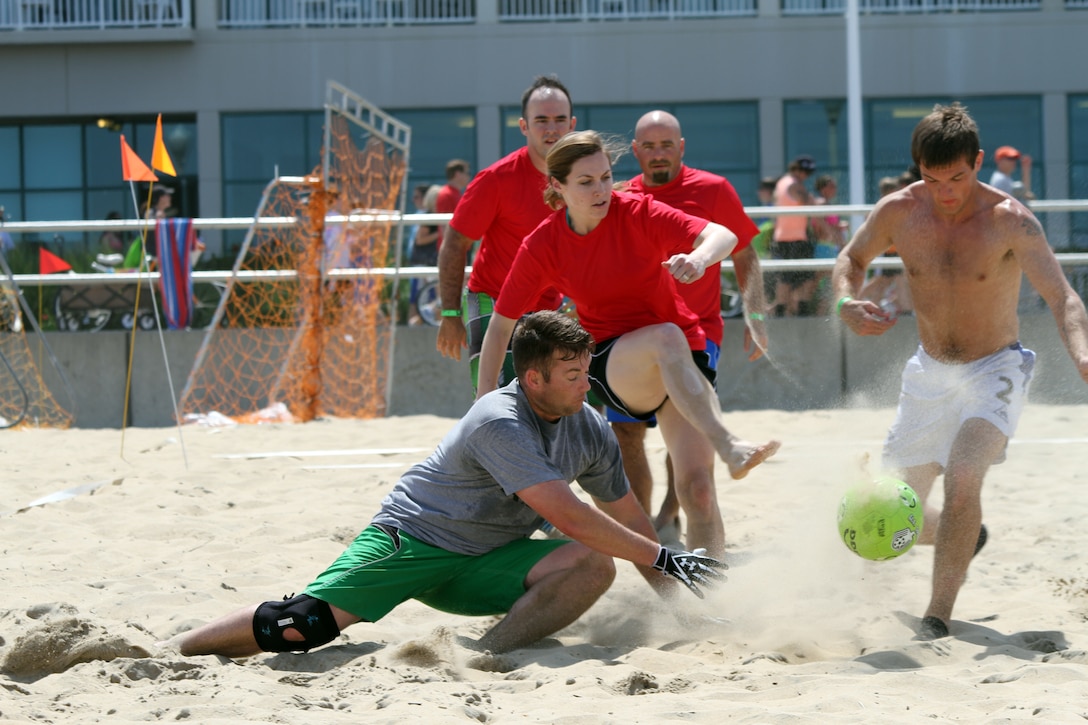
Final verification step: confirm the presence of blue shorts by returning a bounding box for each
[605,339,720,424]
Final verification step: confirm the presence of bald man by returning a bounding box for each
[615,110,769,552]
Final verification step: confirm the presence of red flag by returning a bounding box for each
[120,135,158,183]
[40,247,72,274]
[152,114,177,176]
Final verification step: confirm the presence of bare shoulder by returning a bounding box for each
[991,194,1044,240]
[866,185,918,228]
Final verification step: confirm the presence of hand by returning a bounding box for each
[436,317,467,360]
[662,254,706,284]
[839,298,896,337]
[744,320,767,362]
[652,546,727,599]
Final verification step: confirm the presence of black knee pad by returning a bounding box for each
[252,593,340,653]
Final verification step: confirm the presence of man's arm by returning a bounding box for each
[436,224,477,360]
[731,244,768,361]
[831,200,898,336]
[518,481,713,598]
[1012,210,1088,383]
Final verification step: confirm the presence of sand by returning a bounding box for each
[3,404,1088,723]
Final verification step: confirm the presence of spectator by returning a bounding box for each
[0,207,13,258]
[434,159,470,236]
[771,155,823,317]
[989,146,1034,202]
[812,174,848,314]
[99,211,127,254]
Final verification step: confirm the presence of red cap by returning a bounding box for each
[994,146,1020,161]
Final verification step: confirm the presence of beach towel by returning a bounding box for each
[156,217,196,329]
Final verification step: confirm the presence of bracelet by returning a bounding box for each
[748,312,765,321]
[440,309,462,318]
[835,296,853,317]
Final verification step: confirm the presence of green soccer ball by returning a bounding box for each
[837,476,924,561]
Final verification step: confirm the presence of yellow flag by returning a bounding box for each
[152,114,177,176]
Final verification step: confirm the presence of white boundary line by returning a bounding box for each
[301,463,412,470]
[216,447,428,460]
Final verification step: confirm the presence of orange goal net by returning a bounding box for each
[177,83,410,423]
[0,272,76,429]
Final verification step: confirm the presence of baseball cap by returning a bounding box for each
[994,146,1020,161]
[793,155,817,173]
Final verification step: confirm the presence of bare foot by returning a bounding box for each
[726,440,781,480]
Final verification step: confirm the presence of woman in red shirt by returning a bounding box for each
[477,130,779,556]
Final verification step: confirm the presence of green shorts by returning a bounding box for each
[304,524,570,622]
[464,290,516,394]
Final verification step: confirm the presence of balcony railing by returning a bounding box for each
[783,0,1039,14]
[217,0,474,27]
[0,0,189,29]
[499,0,755,21]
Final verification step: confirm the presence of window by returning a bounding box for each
[500,101,762,203]
[785,95,1043,204]
[386,108,477,198]
[0,117,196,256]
[1069,95,1088,251]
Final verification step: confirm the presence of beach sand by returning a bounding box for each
[3,404,1088,723]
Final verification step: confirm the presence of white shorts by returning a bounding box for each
[882,343,1036,472]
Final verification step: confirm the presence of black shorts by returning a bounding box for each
[588,336,716,421]
[770,239,815,285]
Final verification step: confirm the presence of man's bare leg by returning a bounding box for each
[903,463,942,546]
[476,543,615,654]
[612,421,654,514]
[656,404,723,557]
[177,602,360,658]
[605,325,780,480]
[918,420,1005,637]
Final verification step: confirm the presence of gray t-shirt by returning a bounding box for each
[372,379,627,555]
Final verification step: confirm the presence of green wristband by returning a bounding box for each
[748,312,765,321]
[440,309,462,318]
[835,296,853,317]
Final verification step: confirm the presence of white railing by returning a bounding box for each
[0,0,189,30]
[498,0,754,21]
[4,203,1088,286]
[217,0,473,27]
[782,0,1039,14]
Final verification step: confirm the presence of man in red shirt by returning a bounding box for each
[619,110,769,540]
[436,75,575,391]
[434,158,470,247]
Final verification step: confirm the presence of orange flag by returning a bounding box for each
[120,135,157,183]
[40,247,72,274]
[152,114,177,176]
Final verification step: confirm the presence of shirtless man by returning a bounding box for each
[832,103,1088,640]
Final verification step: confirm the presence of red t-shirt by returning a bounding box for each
[449,147,561,311]
[627,165,758,344]
[496,192,708,350]
[434,183,462,253]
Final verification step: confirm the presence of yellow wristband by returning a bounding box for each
[440,309,461,318]
[835,296,853,317]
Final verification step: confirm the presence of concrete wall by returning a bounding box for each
[31,313,1088,429]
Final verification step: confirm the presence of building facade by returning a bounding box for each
[2,0,1088,256]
